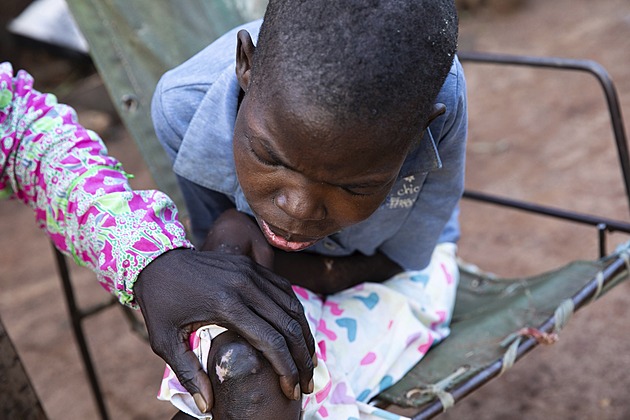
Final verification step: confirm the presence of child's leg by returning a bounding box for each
[161,328,301,420]
[206,330,301,420]
[301,243,459,419]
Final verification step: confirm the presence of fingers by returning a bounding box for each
[218,261,315,397]
[254,299,316,395]
[152,332,214,414]
[253,262,297,295]
[254,265,316,361]
[226,307,308,400]
[240,274,315,395]
[138,249,315,407]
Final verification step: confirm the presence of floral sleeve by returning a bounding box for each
[0,62,193,307]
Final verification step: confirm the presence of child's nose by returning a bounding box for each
[275,184,327,221]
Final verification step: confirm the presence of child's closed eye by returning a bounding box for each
[341,183,387,197]
[247,136,283,167]
[252,147,280,166]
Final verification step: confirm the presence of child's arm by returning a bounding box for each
[201,209,402,295]
[274,250,402,295]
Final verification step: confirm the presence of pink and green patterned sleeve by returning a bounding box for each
[0,62,193,307]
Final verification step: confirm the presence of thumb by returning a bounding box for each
[166,337,214,414]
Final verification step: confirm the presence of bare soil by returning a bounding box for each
[1,0,630,418]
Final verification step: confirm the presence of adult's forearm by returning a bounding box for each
[0,63,193,306]
[273,249,402,295]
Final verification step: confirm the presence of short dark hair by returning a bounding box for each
[251,0,458,138]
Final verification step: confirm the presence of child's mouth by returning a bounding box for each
[259,220,319,251]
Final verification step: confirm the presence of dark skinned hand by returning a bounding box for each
[134,247,315,415]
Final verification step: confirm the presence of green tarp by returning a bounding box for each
[67,0,268,214]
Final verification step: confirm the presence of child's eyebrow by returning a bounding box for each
[253,135,394,189]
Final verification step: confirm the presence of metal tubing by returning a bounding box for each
[597,223,608,258]
[411,254,629,420]
[458,52,630,214]
[52,247,110,420]
[463,190,630,233]
[80,297,118,319]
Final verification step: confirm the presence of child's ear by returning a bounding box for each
[236,30,256,92]
[424,103,446,130]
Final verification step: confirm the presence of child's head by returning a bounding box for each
[232,0,458,251]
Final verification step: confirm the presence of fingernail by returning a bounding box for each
[293,383,302,400]
[306,377,314,394]
[193,393,208,413]
[312,352,319,368]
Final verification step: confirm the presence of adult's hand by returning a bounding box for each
[201,208,274,269]
[134,248,315,413]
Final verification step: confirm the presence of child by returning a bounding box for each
[152,0,466,419]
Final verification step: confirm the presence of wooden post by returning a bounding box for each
[0,315,47,419]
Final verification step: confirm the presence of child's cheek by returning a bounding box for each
[237,161,281,202]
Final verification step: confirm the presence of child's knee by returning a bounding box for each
[209,331,300,420]
[211,333,267,385]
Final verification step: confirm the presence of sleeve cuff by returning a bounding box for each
[69,189,194,308]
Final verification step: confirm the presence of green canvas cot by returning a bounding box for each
[46,1,630,419]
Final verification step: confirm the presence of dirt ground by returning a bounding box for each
[1,0,630,419]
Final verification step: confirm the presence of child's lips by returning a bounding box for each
[260,220,319,251]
